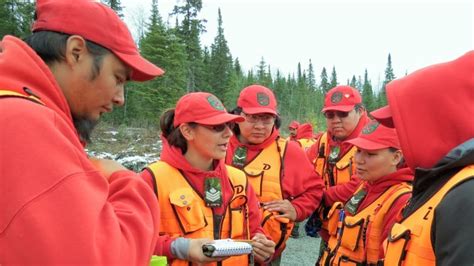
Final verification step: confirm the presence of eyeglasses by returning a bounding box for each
[241,112,276,124]
[324,111,350,119]
[199,122,235,132]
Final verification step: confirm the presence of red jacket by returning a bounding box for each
[226,129,324,221]
[0,36,160,264]
[324,168,413,257]
[141,138,266,260]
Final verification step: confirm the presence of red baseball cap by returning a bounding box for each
[32,0,164,81]
[237,85,278,115]
[370,105,395,128]
[288,120,300,130]
[345,120,400,150]
[322,85,362,112]
[174,92,245,127]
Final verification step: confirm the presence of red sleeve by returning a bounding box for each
[282,141,324,222]
[305,141,319,163]
[324,176,362,207]
[1,101,160,264]
[140,168,157,192]
[378,193,411,259]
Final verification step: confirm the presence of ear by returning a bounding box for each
[64,35,88,66]
[179,123,196,141]
[391,149,403,166]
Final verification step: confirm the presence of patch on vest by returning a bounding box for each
[344,188,367,215]
[205,178,222,207]
[232,146,248,168]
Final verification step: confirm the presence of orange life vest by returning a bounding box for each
[384,165,474,266]
[319,182,412,266]
[313,132,356,189]
[241,138,294,253]
[147,161,251,266]
[297,138,316,151]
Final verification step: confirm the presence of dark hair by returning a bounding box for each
[229,106,281,136]
[23,31,110,80]
[354,103,365,113]
[160,109,197,154]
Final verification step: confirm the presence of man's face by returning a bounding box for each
[67,52,128,123]
[289,127,297,137]
[325,108,362,140]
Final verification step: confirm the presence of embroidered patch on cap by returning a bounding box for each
[257,92,270,106]
[331,91,343,103]
[362,121,380,135]
[207,95,225,110]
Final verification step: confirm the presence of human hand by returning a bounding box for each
[188,238,228,263]
[263,199,297,221]
[89,157,127,180]
[251,233,275,264]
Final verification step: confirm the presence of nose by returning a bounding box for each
[223,124,233,138]
[354,152,364,164]
[113,86,125,107]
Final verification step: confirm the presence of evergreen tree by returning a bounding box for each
[320,67,330,93]
[362,69,375,111]
[307,59,316,91]
[380,53,396,106]
[329,66,338,89]
[103,0,124,18]
[209,8,232,98]
[349,75,358,90]
[171,0,206,92]
[0,0,34,38]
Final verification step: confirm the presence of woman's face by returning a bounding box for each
[354,147,401,182]
[237,112,276,144]
[185,123,234,162]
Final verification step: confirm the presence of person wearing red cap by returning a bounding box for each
[141,92,275,265]
[295,122,317,151]
[317,121,413,266]
[0,0,165,264]
[287,120,300,141]
[304,86,369,253]
[225,84,324,265]
[371,52,474,266]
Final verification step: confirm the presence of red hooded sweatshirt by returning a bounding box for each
[225,129,324,221]
[383,51,474,265]
[296,123,315,140]
[324,168,413,258]
[141,138,266,260]
[0,36,159,264]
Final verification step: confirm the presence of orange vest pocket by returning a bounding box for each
[384,223,411,265]
[169,188,207,234]
[340,216,364,251]
[327,202,343,236]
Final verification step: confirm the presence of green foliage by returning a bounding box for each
[0,0,34,38]
[102,0,124,18]
[2,0,399,128]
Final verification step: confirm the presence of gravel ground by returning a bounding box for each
[280,221,321,266]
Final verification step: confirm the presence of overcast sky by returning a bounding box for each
[122,0,473,89]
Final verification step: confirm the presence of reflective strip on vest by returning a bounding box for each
[148,161,250,266]
[385,165,474,266]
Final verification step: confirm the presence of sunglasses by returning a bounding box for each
[200,122,235,132]
[324,111,350,119]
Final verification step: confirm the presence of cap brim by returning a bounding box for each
[195,113,245,125]
[241,107,277,115]
[371,106,394,128]
[321,105,354,112]
[345,137,389,151]
[114,51,165,81]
